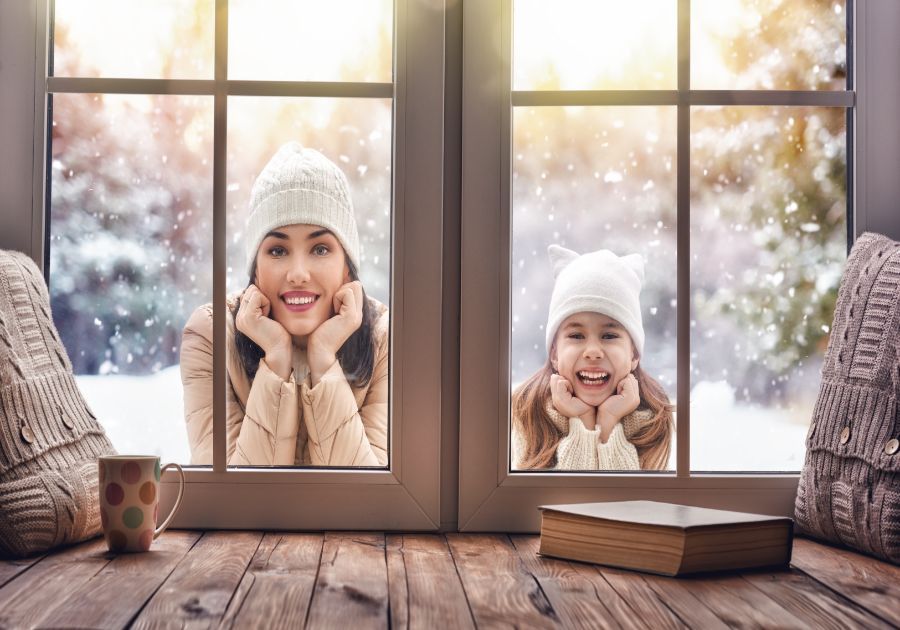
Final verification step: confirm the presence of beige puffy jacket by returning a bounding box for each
[180,295,389,467]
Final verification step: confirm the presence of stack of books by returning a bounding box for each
[538,500,793,576]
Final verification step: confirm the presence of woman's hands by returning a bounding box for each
[234,282,365,384]
[307,281,364,384]
[550,374,597,429]
[235,284,292,380]
[597,373,640,442]
[549,373,640,440]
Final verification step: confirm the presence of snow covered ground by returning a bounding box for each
[76,370,811,471]
[683,380,809,471]
[77,366,191,464]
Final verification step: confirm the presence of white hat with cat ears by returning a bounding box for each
[545,244,645,357]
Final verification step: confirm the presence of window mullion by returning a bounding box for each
[226,80,392,98]
[212,0,228,474]
[677,0,690,478]
[33,0,51,267]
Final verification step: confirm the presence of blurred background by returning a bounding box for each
[49,0,392,462]
[49,0,847,471]
[511,0,846,471]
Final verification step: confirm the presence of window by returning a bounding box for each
[29,0,445,528]
[459,0,856,530]
[2,0,899,532]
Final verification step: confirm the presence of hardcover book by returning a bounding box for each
[538,500,793,576]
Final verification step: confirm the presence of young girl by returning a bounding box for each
[512,245,673,471]
[180,142,389,467]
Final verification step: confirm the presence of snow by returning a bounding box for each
[77,368,809,471]
[684,380,809,471]
[76,366,191,464]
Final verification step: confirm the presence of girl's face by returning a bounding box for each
[254,223,350,347]
[551,312,639,407]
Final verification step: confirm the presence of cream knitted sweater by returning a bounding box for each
[511,401,653,470]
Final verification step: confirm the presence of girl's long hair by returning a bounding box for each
[512,358,673,470]
[232,258,377,387]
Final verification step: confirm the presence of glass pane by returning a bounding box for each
[53,0,214,79]
[690,106,847,471]
[229,0,393,82]
[510,106,677,472]
[513,0,677,91]
[692,0,847,90]
[49,93,214,464]
[221,96,392,467]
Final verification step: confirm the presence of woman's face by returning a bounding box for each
[551,312,639,407]
[254,223,350,346]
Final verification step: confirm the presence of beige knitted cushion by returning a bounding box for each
[794,232,900,564]
[0,250,116,558]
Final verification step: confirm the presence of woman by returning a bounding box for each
[180,142,389,466]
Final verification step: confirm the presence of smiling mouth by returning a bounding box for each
[281,294,318,312]
[284,296,315,305]
[577,370,610,386]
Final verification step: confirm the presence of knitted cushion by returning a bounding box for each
[0,250,116,558]
[794,232,900,564]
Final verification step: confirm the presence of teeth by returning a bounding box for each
[578,371,608,379]
[284,296,315,305]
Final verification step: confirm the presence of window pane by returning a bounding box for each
[513,0,677,91]
[692,0,847,90]
[49,93,214,464]
[218,96,392,468]
[510,106,677,472]
[690,106,847,471]
[53,0,214,79]
[228,0,393,82]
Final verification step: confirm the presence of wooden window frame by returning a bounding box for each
[23,0,446,530]
[458,0,862,531]
[3,0,900,532]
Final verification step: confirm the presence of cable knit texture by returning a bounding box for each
[511,400,650,470]
[794,232,900,565]
[0,250,115,558]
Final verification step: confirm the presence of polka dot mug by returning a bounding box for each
[98,455,185,553]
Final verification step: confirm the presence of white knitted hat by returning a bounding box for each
[245,142,360,275]
[545,245,645,357]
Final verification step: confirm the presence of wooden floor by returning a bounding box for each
[0,532,897,629]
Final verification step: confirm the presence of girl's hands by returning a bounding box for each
[596,373,640,442]
[550,374,595,429]
[235,284,292,380]
[307,281,365,384]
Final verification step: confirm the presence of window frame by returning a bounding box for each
[3,0,900,533]
[458,0,861,531]
[25,0,446,530]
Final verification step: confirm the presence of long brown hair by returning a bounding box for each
[512,359,673,470]
[232,258,377,387]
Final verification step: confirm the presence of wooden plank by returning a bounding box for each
[0,553,44,588]
[221,532,323,630]
[598,567,689,629]
[790,537,900,627]
[509,534,620,629]
[35,530,202,629]
[385,534,474,630]
[637,574,730,630]
[130,531,262,629]
[742,569,894,630]
[512,534,726,630]
[0,537,111,629]
[668,572,809,628]
[304,532,388,629]
[446,533,559,628]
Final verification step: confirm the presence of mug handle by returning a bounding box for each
[154,462,186,540]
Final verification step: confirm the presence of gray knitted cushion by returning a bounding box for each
[795,232,900,564]
[0,250,116,558]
